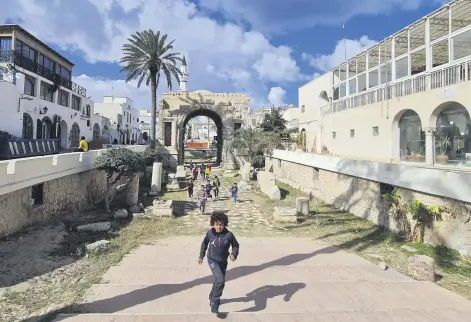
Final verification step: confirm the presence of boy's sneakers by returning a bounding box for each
[210,301,219,314]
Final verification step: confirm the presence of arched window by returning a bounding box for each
[435,103,471,165]
[399,110,425,162]
[93,123,101,140]
[22,113,34,139]
[70,123,80,148]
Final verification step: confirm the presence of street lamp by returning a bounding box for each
[17,95,33,112]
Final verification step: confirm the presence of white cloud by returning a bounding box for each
[302,36,377,72]
[198,0,433,35]
[0,0,305,106]
[72,74,152,109]
[268,87,286,106]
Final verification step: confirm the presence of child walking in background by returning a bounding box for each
[197,184,207,215]
[187,179,194,198]
[198,211,240,314]
[229,183,238,203]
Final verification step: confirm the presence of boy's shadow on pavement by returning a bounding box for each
[220,283,306,312]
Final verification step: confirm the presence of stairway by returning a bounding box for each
[55,236,471,321]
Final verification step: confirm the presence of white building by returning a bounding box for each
[94,96,140,144]
[0,24,104,149]
[185,116,218,142]
[138,109,158,144]
[298,0,471,167]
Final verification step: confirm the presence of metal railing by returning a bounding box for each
[0,50,87,97]
[323,60,471,115]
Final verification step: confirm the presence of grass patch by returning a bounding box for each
[253,182,471,300]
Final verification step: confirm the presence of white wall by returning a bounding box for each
[0,145,146,196]
[298,73,332,152]
[0,71,94,148]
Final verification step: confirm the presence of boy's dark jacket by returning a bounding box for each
[199,228,239,262]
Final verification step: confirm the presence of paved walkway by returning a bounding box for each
[174,172,277,234]
[54,172,471,321]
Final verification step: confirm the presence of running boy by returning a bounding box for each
[198,211,240,314]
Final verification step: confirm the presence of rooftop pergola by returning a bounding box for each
[333,0,471,77]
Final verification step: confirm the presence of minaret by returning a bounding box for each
[179,55,188,92]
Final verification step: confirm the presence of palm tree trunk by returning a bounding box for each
[150,71,157,149]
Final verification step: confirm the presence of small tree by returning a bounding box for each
[231,127,282,167]
[94,148,144,212]
[260,109,287,133]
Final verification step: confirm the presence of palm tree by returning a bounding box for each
[231,127,282,167]
[120,30,182,149]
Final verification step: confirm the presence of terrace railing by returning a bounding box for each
[323,59,471,115]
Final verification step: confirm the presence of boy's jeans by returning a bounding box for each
[199,199,206,213]
[208,260,228,306]
[232,194,237,202]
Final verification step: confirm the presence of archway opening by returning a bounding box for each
[433,102,471,165]
[38,117,53,139]
[398,110,425,162]
[70,123,80,148]
[93,123,101,140]
[60,121,68,149]
[300,128,307,151]
[22,113,34,139]
[178,109,223,166]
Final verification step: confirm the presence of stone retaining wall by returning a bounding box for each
[0,169,108,238]
[266,153,471,258]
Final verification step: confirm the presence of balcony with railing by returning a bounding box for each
[322,59,471,115]
[0,50,87,97]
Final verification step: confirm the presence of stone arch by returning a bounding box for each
[70,123,80,148]
[430,101,471,164]
[178,109,223,166]
[391,109,425,162]
[22,113,34,139]
[93,123,101,140]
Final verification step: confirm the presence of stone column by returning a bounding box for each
[171,119,177,149]
[296,197,310,216]
[150,162,162,195]
[425,128,435,166]
[126,175,139,206]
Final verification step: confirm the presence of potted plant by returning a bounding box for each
[436,134,450,163]
[321,145,329,154]
[414,146,425,162]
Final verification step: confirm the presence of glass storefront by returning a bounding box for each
[399,110,425,162]
[435,104,471,166]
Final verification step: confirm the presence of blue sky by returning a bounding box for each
[1,0,448,110]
